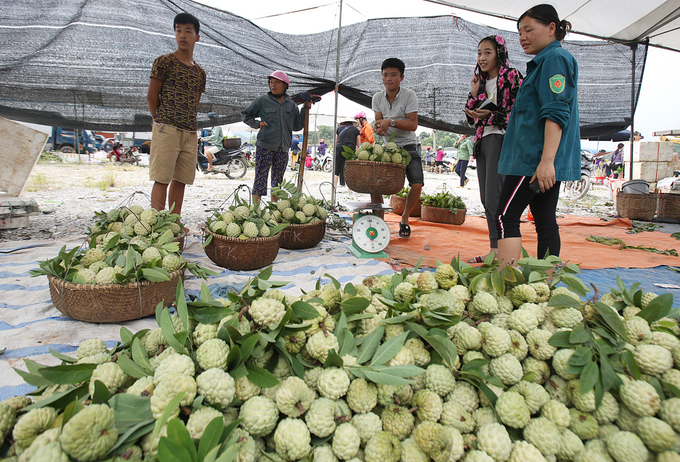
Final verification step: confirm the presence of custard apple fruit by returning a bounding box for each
[60,404,117,462]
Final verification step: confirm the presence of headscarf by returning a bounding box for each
[465,35,523,154]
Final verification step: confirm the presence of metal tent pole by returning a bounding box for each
[331,0,343,207]
[629,43,637,180]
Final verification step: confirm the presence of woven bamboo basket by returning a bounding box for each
[280,220,326,250]
[173,229,187,253]
[657,193,680,220]
[616,192,656,221]
[421,205,467,225]
[345,161,406,195]
[48,269,184,323]
[390,195,422,217]
[204,229,281,271]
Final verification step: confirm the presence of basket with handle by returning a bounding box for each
[48,269,185,323]
[204,229,281,271]
[345,161,406,195]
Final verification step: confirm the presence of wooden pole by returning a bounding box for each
[297,106,310,190]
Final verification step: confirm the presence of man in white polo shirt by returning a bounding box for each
[371,58,422,238]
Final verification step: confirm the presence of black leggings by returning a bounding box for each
[495,175,562,258]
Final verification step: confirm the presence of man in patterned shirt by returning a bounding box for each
[147,12,206,217]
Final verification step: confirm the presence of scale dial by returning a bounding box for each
[352,214,391,253]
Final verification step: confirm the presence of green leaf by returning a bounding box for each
[49,349,76,363]
[371,331,408,366]
[60,399,85,429]
[461,358,490,371]
[560,274,590,297]
[356,326,385,364]
[120,326,134,344]
[13,366,51,388]
[158,437,193,462]
[109,394,153,431]
[142,267,172,282]
[226,344,243,372]
[569,347,594,366]
[548,294,582,308]
[23,383,89,412]
[152,392,186,443]
[175,280,189,333]
[599,353,621,392]
[92,380,111,404]
[569,325,589,344]
[363,369,412,386]
[666,383,680,398]
[246,364,280,388]
[240,334,260,362]
[370,364,424,378]
[38,363,96,384]
[341,297,371,315]
[132,337,154,373]
[593,302,626,339]
[424,334,458,371]
[160,308,188,354]
[337,328,355,357]
[291,301,321,321]
[198,417,224,462]
[323,349,344,368]
[118,355,150,379]
[636,293,673,324]
[620,350,642,380]
[167,419,198,462]
[476,381,500,407]
[648,376,666,400]
[580,362,599,394]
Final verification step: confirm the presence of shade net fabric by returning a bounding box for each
[0,0,646,134]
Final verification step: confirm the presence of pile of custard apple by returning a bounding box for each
[5,255,680,462]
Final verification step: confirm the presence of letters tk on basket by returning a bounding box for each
[47,269,184,323]
[657,193,680,221]
[279,220,326,250]
[421,205,467,225]
[345,161,407,195]
[616,191,656,221]
[204,229,281,271]
[390,193,422,217]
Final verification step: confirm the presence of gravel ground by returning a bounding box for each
[0,159,618,242]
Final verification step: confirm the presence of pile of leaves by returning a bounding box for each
[422,191,467,212]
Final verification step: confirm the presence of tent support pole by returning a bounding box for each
[629,43,637,180]
[331,0,343,208]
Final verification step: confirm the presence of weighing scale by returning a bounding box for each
[345,201,393,259]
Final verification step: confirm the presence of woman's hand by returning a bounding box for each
[464,108,491,120]
[532,160,556,193]
[259,121,268,129]
[470,75,481,97]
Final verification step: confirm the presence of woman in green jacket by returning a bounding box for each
[496,4,581,265]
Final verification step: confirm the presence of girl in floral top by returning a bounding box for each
[464,34,522,264]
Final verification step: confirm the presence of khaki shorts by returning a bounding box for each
[149,123,197,185]
[206,145,220,155]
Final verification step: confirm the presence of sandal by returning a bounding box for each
[467,255,484,264]
[399,223,411,238]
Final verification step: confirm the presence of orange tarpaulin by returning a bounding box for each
[379,213,679,270]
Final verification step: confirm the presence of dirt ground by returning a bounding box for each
[0,159,618,242]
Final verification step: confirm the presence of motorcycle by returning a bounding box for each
[196,142,248,179]
[561,149,594,199]
[108,144,140,165]
[312,152,333,173]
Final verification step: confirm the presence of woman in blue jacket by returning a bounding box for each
[496,4,580,265]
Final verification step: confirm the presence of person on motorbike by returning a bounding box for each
[202,125,223,173]
[110,142,124,162]
[354,111,374,145]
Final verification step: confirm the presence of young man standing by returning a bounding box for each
[147,13,206,217]
[371,58,422,238]
[455,134,473,187]
[290,134,301,169]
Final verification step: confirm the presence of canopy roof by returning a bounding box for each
[431,1,680,52]
[0,0,646,135]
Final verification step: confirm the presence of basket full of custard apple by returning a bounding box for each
[9,254,680,461]
[30,205,214,323]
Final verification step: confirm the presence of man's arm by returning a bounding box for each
[147,78,163,118]
[374,112,418,136]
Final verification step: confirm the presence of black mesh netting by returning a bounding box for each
[0,0,646,136]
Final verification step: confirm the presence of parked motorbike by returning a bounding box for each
[108,144,141,165]
[196,142,248,179]
[561,149,594,199]
[312,152,333,172]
